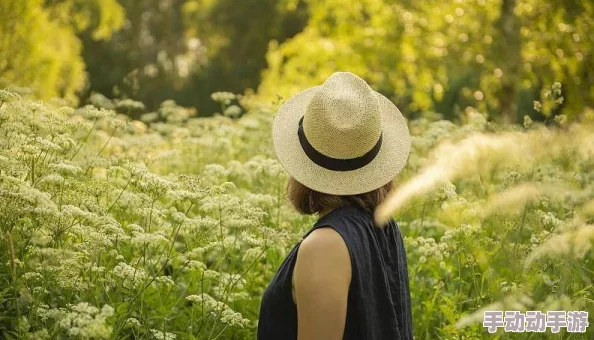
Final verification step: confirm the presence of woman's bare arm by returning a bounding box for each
[293,227,352,340]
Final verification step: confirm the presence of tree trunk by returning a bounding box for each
[498,0,521,124]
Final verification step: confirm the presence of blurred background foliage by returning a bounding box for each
[0,0,592,121]
[0,0,124,102]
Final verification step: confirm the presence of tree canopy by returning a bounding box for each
[258,0,594,123]
[0,0,124,102]
[1,0,592,121]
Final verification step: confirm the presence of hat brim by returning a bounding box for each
[272,85,411,195]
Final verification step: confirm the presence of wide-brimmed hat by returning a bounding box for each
[272,71,411,195]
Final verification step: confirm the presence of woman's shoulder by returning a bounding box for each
[299,227,349,259]
[294,227,352,292]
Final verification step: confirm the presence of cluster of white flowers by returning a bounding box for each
[220,308,250,327]
[152,275,175,288]
[21,271,44,282]
[242,246,265,262]
[530,230,551,248]
[116,99,145,113]
[125,317,141,328]
[76,105,116,120]
[131,171,178,198]
[441,224,481,244]
[200,193,242,214]
[183,259,207,273]
[186,293,221,309]
[0,89,21,102]
[224,105,242,118]
[35,303,114,339]
[112,262,147,289]
[34,136,63,153]
[244,192,277,208]
[2,84,593,339]
[210,92,236,105]
[203,269,221,280]
[49,163,83,176]
[407,236,449,261]
[185,293,250,327]
[181,215,219,234]
[150,329,177,340]
[37,173,65,186]
[499,281,524,294]
[167,188,205,203]
[219,272,245,289]
[131,231,170,248]
[243,233,265,247]
[432,181,457,202]
[203,164,230,183]
[536,210,564,229]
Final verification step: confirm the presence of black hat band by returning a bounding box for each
[297,116,383,172]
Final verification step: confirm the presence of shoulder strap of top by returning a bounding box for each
[300,205,365,238]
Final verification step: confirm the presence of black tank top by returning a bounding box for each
[257,204,414,340]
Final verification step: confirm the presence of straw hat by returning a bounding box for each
[272,71,410,195]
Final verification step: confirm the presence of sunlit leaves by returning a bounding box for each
[259,0,594,122]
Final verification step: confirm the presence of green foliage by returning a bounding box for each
[4,0,591,123]
[44,0,125,40]
[78,0,306,114]
[258,0,594,123]
[181,0,307,114]
[0,0,84,102]
[0,0,124,102]
[0,92,301,339]
[79,0,191,111]
[1,89,594,338]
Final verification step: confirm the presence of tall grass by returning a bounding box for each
[0,89,593,339]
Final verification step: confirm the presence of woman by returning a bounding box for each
[257,72,413,340]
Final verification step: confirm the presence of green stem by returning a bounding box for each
[70,118,98,160]
[58,178,65,211]
[106,177,132,213]
[96,125,119,157]
[206,248,266,339]
[30,157,35,185]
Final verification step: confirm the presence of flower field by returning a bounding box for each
[1,89,593,339]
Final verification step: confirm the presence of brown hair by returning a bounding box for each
[286,176,393,216]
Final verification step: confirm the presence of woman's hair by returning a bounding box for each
[286,176,393,216]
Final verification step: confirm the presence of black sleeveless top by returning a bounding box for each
[257,204,414,340]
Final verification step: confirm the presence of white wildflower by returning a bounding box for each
[523,115,533,128]
[78,105,116,120]
[184,260,207,273]
[150,329,177,340]
[125,317,141,328]
[220,308,250,327]
[224,105,242,118]
[116,99,145,113]
[112,262,147,289]
[153,276,175,288]
[211,92,236,105]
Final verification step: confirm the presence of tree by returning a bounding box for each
[257,0,594,123]
[0,0,124,102]
[79,0,194,111]
[181,0,308,114]
[78,0,306,115]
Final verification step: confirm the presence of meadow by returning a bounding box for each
[1,86,593,340]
